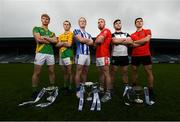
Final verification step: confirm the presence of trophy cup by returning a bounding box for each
[133,86,143,104]
[85,82,94,101]
[84,82,98,101]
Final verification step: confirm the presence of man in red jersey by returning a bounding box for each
[131,17,155,105]
[95,18,112,102]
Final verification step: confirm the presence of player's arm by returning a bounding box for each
[94,35,105,47]
[56,35,63,47]
[74,34,92,44]
[42,34,58,43]
[95,30,109,45]
[122,37,134,45]
[95,35,105,44]
[62,33,73,47]
[132,43,141,47]
[33,32,50,44]
[134,35,151,45]
[86,38,93,46]
[112,37,126,44]
[62,35,73,47]
[55,41,64,47]
[126,36,140,47]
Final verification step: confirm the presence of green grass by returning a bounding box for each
[0,63,180,121]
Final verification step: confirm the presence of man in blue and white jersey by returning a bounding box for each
[73,17,93,98]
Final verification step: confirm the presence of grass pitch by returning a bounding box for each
[0,63,180,121]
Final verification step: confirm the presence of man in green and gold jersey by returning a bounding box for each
[32,14,57,98]
[56,20,74,92]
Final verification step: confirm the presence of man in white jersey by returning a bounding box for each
[111,19,132,95]
[73,17,93,98]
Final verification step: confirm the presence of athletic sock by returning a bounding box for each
[68,81,72,90]
[123,83,129,87]
[64,81,68,88]
[50,81,55,86]
[76,86,80,92]
[106,89,113,97]
[123,83,129,95]
[148,87,154,100]
[132,83,137,87]
[32,86,39,92]
[32,86,39,99]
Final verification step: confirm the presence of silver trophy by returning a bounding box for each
[78,82,101,111]
[133,86,143,104]
[18,86,58,108]
[84,82,97,101]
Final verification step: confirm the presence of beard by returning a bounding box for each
[115,27,121,31]
[98,25,105,30]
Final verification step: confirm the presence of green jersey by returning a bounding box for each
[33,26,55,55]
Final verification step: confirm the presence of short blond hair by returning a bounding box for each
[41,14,50,20]
[79,17,86,23]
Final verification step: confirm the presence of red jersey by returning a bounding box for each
[96,28,112,58]
[131,29,151,56]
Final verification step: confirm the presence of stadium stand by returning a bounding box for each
[0,37,180,63]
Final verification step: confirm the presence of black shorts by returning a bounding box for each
[111,56,129,66]
[131,56,152,66]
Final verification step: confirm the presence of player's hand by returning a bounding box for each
[112,37,116,41]
[132,42,141,47]
[125,37,133,44]
[56,42,64,47]
[93,42,98,47]
[39,36,50,44]
[42,36,48,40]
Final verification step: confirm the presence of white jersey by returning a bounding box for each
[111,32,130,56]
[73,29,92,55]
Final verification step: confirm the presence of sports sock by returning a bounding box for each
[106,89,113,97]
[148,87,154,100]
[123,83,129,87]
[32,86,39,92]
[68,81,72,90]
[132,83,137,87]
[64,81,68,88]
[76,86,80,92]
[50,81,55,86]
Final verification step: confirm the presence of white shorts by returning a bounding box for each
[59,57,73,66]
[34,53,55,66]
[75,54,90,66]
[96,57,110,66]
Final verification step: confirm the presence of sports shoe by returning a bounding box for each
[148,92,155,105]
[101,92,111,102]
[149,100,155,105]
[124,101,130,106]
[76,91,80,98]
[99,86,105,94]
[148,95,155,105]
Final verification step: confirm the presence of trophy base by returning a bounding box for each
[86,97,92,101]
[134,98,143,104]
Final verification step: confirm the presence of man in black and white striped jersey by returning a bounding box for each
[110,19,133,96]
